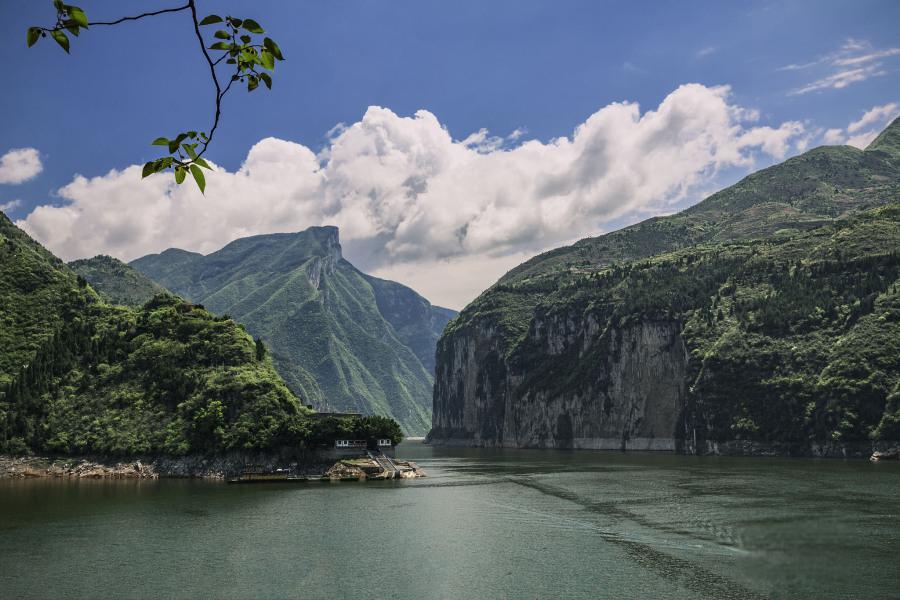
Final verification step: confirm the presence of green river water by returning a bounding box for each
[1,442,899,599]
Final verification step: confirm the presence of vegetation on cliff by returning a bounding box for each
[438,118,900,451]
[131,226,455,435]
[0,213,403,455]
[69,255,167,307]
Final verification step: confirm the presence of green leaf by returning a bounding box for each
[53,0,64,11]
[228,18,243,28]
[151,137,169,146]
[26,27,41,48]
[208,41,231,51]
[259,50,275,70]
[259,72,272,90]
[263,37,283,60]
[247,75,258,91]
[190,164,206,193]
[240,34,251,44]
[175,167,186,184]
[182,144,199,160]
[67,6,88,28]
[64,22,80,36]
[51,29,69,53]
[241,18,264,33]
[198,14,223,25]
[167,134,187,154]
[141,161,156,178]
[194,157,212,170]
[214,30,231,40]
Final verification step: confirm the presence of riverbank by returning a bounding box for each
[425,435,900,459]
[0,452,387,480]
[0,451,427,481]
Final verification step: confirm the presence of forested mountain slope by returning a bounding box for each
[0,212,313,455]
[69,255,167,307]
[430,118,900,455]
[131,226,455,435]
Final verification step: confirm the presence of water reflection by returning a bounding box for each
[1,444,898,599]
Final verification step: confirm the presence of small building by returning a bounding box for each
[377,439,392,448]
[334,439,367,448]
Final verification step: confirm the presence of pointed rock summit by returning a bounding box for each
[131,226,455,434]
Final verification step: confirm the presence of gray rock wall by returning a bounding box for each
[430,314,689,450]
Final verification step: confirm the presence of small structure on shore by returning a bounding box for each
[323,451,424,481]
[227,435,420,483]
[870,449,899,462]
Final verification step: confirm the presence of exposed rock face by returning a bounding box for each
[430,119,900,455]
[431,315,688,449]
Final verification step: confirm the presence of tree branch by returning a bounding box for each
[188,0,221,159]
[88,4,191,27]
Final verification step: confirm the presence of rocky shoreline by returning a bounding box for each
[0,452,340,480]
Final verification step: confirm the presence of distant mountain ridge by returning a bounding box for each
[131,226,455,434]
[69,255,167,307]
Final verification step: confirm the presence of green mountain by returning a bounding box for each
[131,226,455,435]
[431,118,900,455]
[0,212,302,455]
[69,254,167,306]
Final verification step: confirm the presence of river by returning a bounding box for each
[1,442,898,599]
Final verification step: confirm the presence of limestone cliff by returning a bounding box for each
[430,119,900,455]
[432,317,688,449]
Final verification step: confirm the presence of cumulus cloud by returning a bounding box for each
[821,102,899,149]
[0,148,43,184]
[0,199,22,213]
[19,84,806,309]
[786,39,900,95]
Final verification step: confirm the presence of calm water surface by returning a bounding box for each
[1,443,899,599]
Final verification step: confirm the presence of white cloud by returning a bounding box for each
[823,128,845,145]
[844,131,881,149]
[821,102,899,149]
[0,148,43,184]
[834,47,900,67]
[19,84,806,309]
[696,46,716,59]
[0,199,22,213]
[791,65,886,95]
[786,39,900,95]
[847,102,899,133]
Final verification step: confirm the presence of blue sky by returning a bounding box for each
[1,0,899,307]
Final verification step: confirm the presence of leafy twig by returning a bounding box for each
[26,0,285,193]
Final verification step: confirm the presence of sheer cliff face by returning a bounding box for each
[431,119,900,453]
[432,315,688,449]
